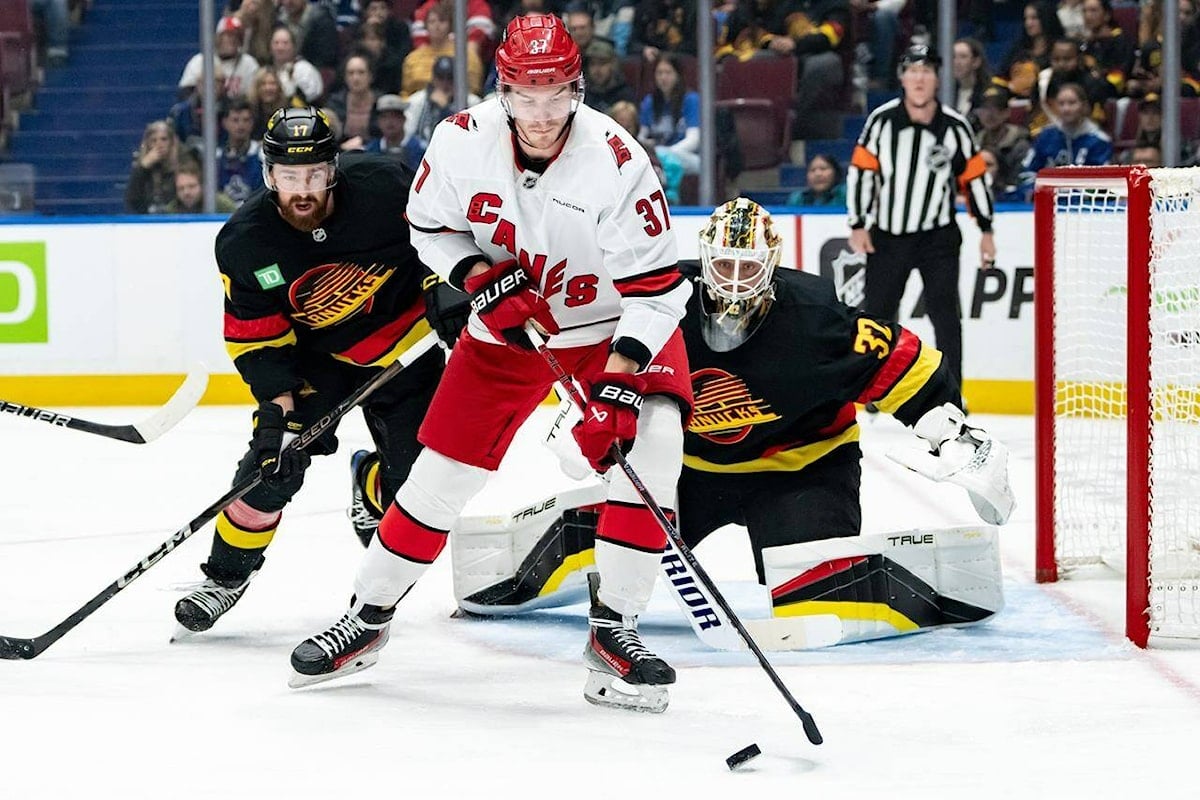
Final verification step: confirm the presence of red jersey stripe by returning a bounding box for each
[613,266,684,297]
[224,312,292,341]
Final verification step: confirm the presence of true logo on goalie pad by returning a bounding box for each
[763,527,1003,645]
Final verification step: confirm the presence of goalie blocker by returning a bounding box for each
[452,484,1003,648]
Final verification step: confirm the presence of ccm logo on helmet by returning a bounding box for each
[597,384,642,409]
[288,146,315,154]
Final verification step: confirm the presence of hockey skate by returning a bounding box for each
[288,600,393,688]
[172,561,262,638]
[347,450,381,548]
[582,575,675,713]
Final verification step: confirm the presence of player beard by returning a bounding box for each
[514,118,571,158]
[277,192,332,232]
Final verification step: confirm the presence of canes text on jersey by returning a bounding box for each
[466,192,599,307]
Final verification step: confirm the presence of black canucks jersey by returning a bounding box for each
[679,260,956,473]
[217,153,432,402]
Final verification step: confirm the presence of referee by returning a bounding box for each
[846,44,995,398]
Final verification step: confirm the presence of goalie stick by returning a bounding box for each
[0,365,210,444]
[526,325,823,746]
[0,331,437,661]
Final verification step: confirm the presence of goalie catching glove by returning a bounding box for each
[463,259,559,350]
[251,401,310,493]
[572,373,645,473]
[889,403,1016,525]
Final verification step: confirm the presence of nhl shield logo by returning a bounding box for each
[312,227,327,242]
[925,143,950,171]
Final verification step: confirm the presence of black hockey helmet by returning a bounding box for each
[898,44,942,72]
[261,105,339,190]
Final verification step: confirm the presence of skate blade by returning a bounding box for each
[287,651,381,689]
[583,670,669,713]
[169,624,199,644]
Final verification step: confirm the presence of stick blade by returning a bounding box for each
[132,363,209,443]
[800,711,824,745]
[0,636,38,660]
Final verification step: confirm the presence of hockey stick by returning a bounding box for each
[526,326,823,746]
[0,331,438,661]
[0,365,210,444]
[543,397,818,650]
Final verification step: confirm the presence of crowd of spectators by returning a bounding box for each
[119,0,1200,214]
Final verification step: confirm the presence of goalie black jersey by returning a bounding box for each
[679,261,955,473]
[217,153,432,402]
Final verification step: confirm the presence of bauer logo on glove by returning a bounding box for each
[469,265,531,314]
[463,259,560,349]
[572,373,645,472]
[596,383,643,410]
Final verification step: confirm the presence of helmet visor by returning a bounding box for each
[501,80,581,121]
[269,162,337,192]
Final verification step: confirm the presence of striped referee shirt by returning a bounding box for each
[847,98,994,235]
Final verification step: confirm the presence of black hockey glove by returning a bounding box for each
[422,272,471,348]
[251,401,311,492]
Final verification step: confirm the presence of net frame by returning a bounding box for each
[1034,165,1200,648]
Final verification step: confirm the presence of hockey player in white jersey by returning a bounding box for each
[291,13,694,713]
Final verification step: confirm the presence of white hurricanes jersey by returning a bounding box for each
[406,98,688,357]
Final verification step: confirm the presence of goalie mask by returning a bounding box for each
[697,198,783,351]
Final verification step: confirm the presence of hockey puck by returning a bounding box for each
[725,743,762,770]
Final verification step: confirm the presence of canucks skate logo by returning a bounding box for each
[288,262,395,328]
[688,367,781,444]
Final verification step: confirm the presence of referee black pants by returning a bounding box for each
[863,224,963,390]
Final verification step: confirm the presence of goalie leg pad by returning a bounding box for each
[451,483,607,615]
[760,525,1004,647]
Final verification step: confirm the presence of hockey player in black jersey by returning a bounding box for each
[450,198,1013,647]
[674,198,1012,578]
[174,105,468,636]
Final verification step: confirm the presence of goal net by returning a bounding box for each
[1034,165,1200,647]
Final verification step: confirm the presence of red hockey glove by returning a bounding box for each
[572,373,646,473]
[463,259,559,350]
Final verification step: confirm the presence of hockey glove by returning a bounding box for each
[422,272,470,348]
[572,373,645,473]
[251,401,311,493]
[463,259,559,350]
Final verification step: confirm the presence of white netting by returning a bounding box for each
[1145,168,1200,638]
[1050,167,1200,640]
[1052,185,1128,569]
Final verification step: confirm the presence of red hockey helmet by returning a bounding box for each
[495,13,582,87]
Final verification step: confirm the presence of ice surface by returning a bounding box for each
[1,405,1197,798]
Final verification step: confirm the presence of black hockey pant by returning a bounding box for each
[862,224,963,391]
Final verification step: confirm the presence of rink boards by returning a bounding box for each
[0,208,1036,412]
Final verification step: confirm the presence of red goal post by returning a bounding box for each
[1033,165,1200,648]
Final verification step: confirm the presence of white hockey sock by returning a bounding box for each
[594,539,660,618]
[353,534,429,608]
